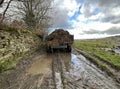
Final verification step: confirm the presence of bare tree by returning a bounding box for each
[16,0,54,31]
[0,0,12,23]
[0,0,4,6]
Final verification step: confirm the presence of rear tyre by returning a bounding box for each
[67,45,71,52]
[46,46,52,53]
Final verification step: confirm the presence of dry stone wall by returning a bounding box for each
[0,27,41,72]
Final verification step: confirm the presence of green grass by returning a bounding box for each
[74,40,120,68]
[95,49,120,67]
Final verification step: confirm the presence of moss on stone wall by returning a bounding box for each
[0,27,41,72]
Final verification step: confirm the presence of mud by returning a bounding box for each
[28,54,52,75]
[0,49,120,89]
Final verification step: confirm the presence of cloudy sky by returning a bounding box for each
[52,0,120,39]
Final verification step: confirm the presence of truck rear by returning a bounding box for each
[46,29,74,52]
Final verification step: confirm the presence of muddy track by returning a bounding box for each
[0,49,45,89]
[43,52,120,89]
[51,53,67,89]
[0,49,120,89]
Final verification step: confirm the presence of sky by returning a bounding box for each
[1,0,120,39]
[52,0,120,39]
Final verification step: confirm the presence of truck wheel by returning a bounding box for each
[47,46,51,53]
[46,48,50,53]
[68,48,71,52]
[50,48,53,53]
[67,46,71,52]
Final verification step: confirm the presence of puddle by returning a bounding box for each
[67,54,120,89]
[114,49,120,54]
[63,53,71,62]
[55,72,63,89]
[28,54,52,75]
[62,53,71,71]
[28,53,119,89]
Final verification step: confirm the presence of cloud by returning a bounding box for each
[68,27,120,39]
[52,0,79,29]
[80,3,93,18]
[82,27,120,35]
[83,29,101,34]
[52,1,69,28]
[92,0,120,8]
[70,0,120,24]
[74,0,120,35]
[71,20,118,31]
[52,8,71,28]
[103,27,120,35]
[86,0,120,23]
[68,29,110,39]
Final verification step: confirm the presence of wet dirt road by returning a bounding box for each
[0,50,120,89]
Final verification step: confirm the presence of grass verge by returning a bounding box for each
[73,40,120,70]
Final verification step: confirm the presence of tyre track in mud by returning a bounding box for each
[51,52,81,89]
[51,53,65,89]
[50,51,120,89]
[51,53,57,89]
[0,50,120,89]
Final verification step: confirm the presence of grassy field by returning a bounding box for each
[73,39,120,69]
